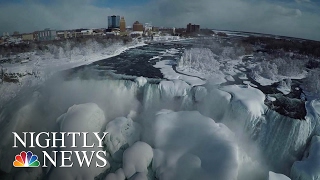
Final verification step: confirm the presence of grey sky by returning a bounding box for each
[0,0,319,41]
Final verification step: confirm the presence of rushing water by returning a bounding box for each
[65,41,193,80]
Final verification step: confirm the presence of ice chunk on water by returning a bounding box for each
[277,79,292,95]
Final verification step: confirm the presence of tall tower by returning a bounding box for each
[108,15,120,29]
[120,17,126,32]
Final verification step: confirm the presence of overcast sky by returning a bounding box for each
[0,0,319,40]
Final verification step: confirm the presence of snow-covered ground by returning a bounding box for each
[0,39,146,106]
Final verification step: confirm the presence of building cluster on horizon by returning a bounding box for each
[0,28,58,45]
[0,15,201,45]
[187,23,200,33]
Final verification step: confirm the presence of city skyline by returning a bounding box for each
[0,0,319,41]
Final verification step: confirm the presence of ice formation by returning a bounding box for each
[104,116,141,156]
[135,77,148,87]
[48,103,109,180]
[269,171,291,180]
[148,110,239,180]
[122,141,153,179]
[291,136,320,180]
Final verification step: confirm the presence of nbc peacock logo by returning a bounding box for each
[13,151,40,167]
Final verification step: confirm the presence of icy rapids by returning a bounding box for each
[0,77,319,180]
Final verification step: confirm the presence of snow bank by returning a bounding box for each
[291,136,320,180]
[0,40,146,106]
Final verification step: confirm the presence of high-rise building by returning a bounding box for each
[120,17,126,32]
[38,28,57,41]
[186,23,200,33]
[108,15,120,29]
[133,21,144,32]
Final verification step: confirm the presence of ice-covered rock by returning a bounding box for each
[277,79,292,95]
[48,103,109,180]
[267,95,277,102]
[220,85,266,125]
[135,77,147,87]
[104,116,141,156]
[243,81,258,88]
[197,87,232,121]
[159,80,190,99]
[269,171,291,180]
[197,85,312,174]
[147,110,238,180]
[193,86,208,102]
[122,141,153,179]
[239,73,248,80]
[291,136,320,180]
[57,103,106,132]
[260,110,312,174]
[105,168,125,180]
[130,172,148,180]
[305,99,319,133]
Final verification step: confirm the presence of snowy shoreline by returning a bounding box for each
[0,39,147,105]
